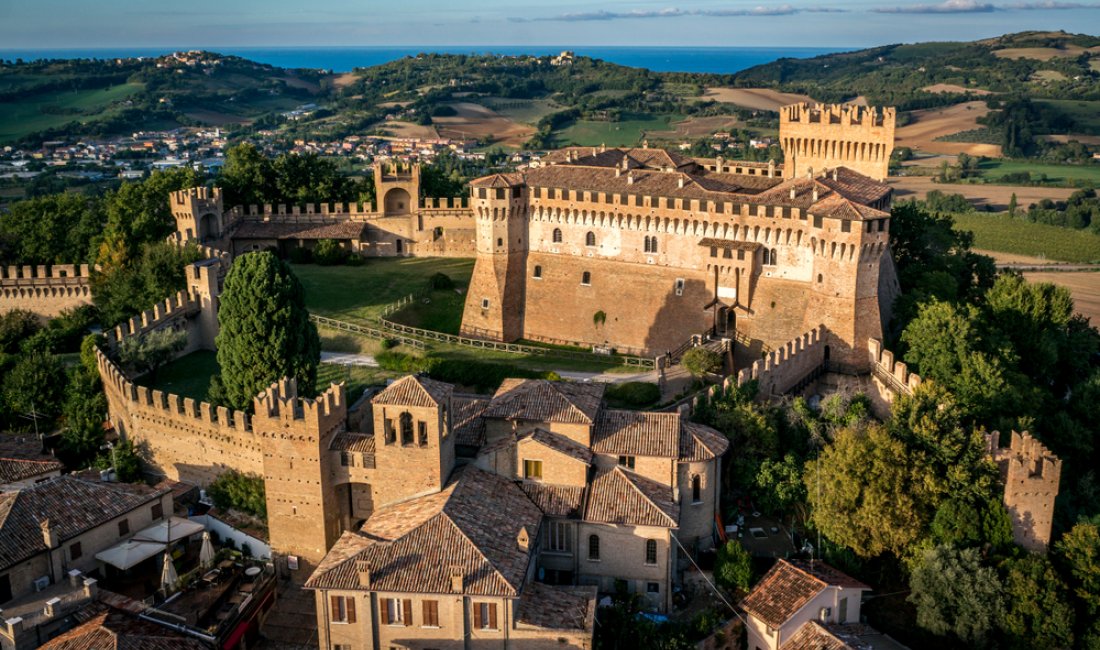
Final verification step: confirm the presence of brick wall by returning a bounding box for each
[0,264,93,319]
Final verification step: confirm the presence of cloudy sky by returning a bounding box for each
[1,0,1097,48]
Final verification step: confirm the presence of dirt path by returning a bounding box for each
[888,176,1074,211]
[894,101,1002,157]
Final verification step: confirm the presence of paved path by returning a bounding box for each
[320,351,378,367]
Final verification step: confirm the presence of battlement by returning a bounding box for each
[867,338,923,395]
[170,186,223,215]
[733,325,828,396]
[985,430,1061,553]
[780,103,897,129]
[103,290,201,349]
[987,430,1062,482]
[254,378,347,430]
[0,263,92,283]
[236,201,377,218]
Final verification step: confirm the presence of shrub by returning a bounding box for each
[714,541,753,594]
[681,347,723,377]
[605,381,660,408]
[429,272,454,290]
[313,239,347,266]
[0,310,40,354]
[207,469,267,520]
[375,350,430,373]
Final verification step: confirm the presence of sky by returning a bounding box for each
[1,0,1098,49]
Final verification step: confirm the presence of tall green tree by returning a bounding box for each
[217,143,274,208]
[997,554,1075,649]
[908,544,1004,646]
[2,352,66,423]
[0,193,102,265]
[214,252,320,411]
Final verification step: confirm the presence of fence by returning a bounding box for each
[377,293,656,369]
[310,314,426,350]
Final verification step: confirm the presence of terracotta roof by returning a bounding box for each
[305,466,541,597]
[520,482,586,518]
[519,428,594,464]
[782,620,853,650]
[372,375,453,409]
[741,559,870,628]
[0,476,168,570]
[783,621,906,650]
[469,172,525,188]
[679,422,730,462]
[329,431,375,454]
[39,607,208,650]
[452,394,490,448]
[232,220,367,240]
[818,167,893,206]
[0,438,64,484]
[592,410,681,458]
[485,379,604,425]
[583,467,677,528]
[542,146,694,171]
[516,582,598,632]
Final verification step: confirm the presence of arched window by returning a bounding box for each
[399,412,413,446]
[581,271,591,285]
[585,231,596,247]
[645,539,657,565]
[770,248,778,266]
[533,265,542,279]
[691,475,701,503]
[588,535,600,560]
[553,228,563,243]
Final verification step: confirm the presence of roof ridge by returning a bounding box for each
[548,382,595,423]
[441,510,517,596]
[785,558,830,590]
[613,466,676,526]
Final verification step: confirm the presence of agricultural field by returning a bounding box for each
[888,176,1074,211]
[977,159,1100,186]
[992,44,1100,60]
[644,115,745,140]
[894,101,1001,157]
[699,87,816,111]
[1035,99,1100,135]
[921,83,993,95]
[432,102,534,148]
[1022,271,1100,324]
[481,97,561,124]
[950,212,1100,263]
[556,113,685,147]
[0,82,145,142]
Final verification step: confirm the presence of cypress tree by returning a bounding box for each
[214,252,320,411]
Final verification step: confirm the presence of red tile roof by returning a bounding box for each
[485,379,604,425]
[583,467,677,528]
[593,409,681,458]
[519,428,594,464]
[372,375,453,408]
[741,559,870,629]
[39,607,208,650]
[516,582,598,632]
[679,422,730,462]
[0,440,64,484]
[452,394,489,447]
[519,482,586,518]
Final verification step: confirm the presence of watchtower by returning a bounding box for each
[374,163,421,217]
[987,430,1062,553]
[780,103,896,181]
[171,187,225,243]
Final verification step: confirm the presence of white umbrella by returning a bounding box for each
[199,531,215,569]
[161,552,179,593]
[95,540,166,571]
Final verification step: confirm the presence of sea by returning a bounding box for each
[0,46,849,74]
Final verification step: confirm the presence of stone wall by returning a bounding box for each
[865,338,923,418]
[734,325,828,398]
[0,264,93,319]
[986,431,1061,553]
[779,103,896,182]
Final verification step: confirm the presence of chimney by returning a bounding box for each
[82,578,98,599]
[832,168,839,181]
[356,560,371,588]
[449,566,464,593]
[789,188,797,200]
[517,526,531,552]
[40,519,58,549]
[678,176,684,189]
[807,167,814,180]
[627,173,635,185]
[812,189,819,202]
[614,168,621,178]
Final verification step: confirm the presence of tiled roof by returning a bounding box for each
[520,482,586,518]
[516,582,598,632]
[818,167,893,206]
[592,410,680,458]
[782,620,852,650]
[583,467,677,528]
[541,146,694,171]
[452,394,490,448]
[0,476,167,570]
[329,431,375,454]
[39,606,208,650]
[783,621,905,650]
[232,220,367,240]
[741,559,869,628]
[305,466,541,597]
[519,428,594,464]
[485,379,604,425]
[0,438,64,484]
[372,375,453,409]
[679,422,730,462]
[469,172,525,188]
[697,238,762,251]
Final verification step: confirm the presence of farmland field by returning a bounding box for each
[894,101,1001,157]
[977,159,1100,186]
[700,88,816,111]
[1022,271,1100,324]
[482,97,561,124]
[1035,99,1100,135]
[0,82,145,142]
[557,113,684,147]
[888,176,1074,211]
[950,212,1100,263]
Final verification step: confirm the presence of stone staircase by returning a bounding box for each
[257,581,319,649]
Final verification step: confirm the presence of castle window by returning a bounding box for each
[478,188,487,199]
[581,271,591,286]
[523,459,543,480]
[692,475,702,503]
[645,539,658,565]
[395,239,403,254]
[384,418,396,444]
[813,215,823,228]
[723,248,732,259]
[533,265,542,279]
[588,535,600,561]
[118,519,129,537]
[866,221,874,233]
[340,451,351,467]
[618,455,635,470]
[841,220,851,233]
[513,186,522,198]
[737,249,745,261]
[418,421,428,446]
[710,247,717,258]
[495,188,506,200]
[818,274,823,283]
[553,228,563,243]
[651,237,658,253]
[497,237,503,247]
[546,521,572,552]
[70,541,82,561]
[585,231,596,247]
[400,412,414,446]
[634,195,643,207]
[481,298,490,310]
[331,595,357,624]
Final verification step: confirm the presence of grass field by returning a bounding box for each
[143,350,219,402]
[951,212,1100,263]
[978,159,1100,185]
[0,82,145,142]
[482,97,560,124]
[1035,99,1100,135]
[557,113,684,147]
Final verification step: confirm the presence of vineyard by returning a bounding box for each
[951,212,1100,263]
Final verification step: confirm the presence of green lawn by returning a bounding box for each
[291,258,475,322]
[951,212,1100,263]
[0,82,145,142]
[978,159,1100,185]
[143,350,219,402]
[557,113,684,147]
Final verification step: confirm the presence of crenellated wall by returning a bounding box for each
[986,430,1062,553]
[780,103,897,181]
[0,263,94,318]
[735,325,828,397]
[865,338,923,417]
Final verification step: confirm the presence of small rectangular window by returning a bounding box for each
[481,298,490,310]
[618,455,635,470]
[723,248,732,259]
[814,215,823,228]
[384,418,396,444]
[841,220,851,233]
[737,249,745,261]
[674,279,684,297]
[70,541,83,561]
[710,246,717,258]
[423,599,440,627]
[647,582,660,593]
[418,421,428,446]
[340,451,351,467]
[524,459,543,480]
[151,503,163,520]
[474,602,498,629]
[331,595,357,624]
[118,519,129,537]
[495,188,506,200]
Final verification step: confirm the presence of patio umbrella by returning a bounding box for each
[161,552,179,593]
[199,531,216,569]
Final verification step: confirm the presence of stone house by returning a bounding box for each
[0,439,64,489]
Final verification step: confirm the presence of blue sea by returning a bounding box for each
[0,46,849,74]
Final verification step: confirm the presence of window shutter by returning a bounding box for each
[347,597,356,624]
[380,597,390,624]
[330,595,340,621]
[403,599,412,627]
[488,603,498,629]
[473,603,483,629]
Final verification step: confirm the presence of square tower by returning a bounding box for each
[780,103,896,182]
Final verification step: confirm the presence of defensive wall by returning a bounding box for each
[866,337,923,418]
[985,430,1062,554]
[0,264,94,319]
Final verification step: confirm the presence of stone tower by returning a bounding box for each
[184,259,222,350]
[780,103,896,181]
[374,163,421,218]
[255,379,347,581]
[171,187,225,243]
[987,430,1062,553]
[460,175,529,341]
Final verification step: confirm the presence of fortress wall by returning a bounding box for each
[986,430,1061,553]
[733,325,827,397]
[0,264,93,318]
[865,338,923,418]
[780,103,897,181]
[239,201,376,218]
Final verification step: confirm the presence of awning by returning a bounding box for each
[133,516,205,543]
[95,540,166,570]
